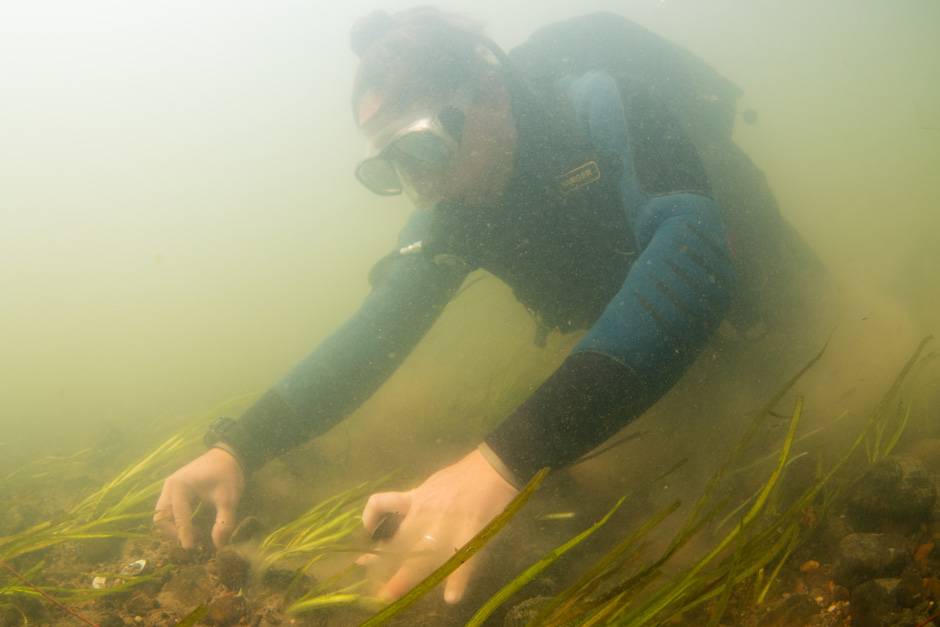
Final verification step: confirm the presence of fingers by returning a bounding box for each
[156,481,236,549]
[376,534,444,602]
[171,485,197,548]
[153,448,244,549]
[362,491,412,535]
[358,492,413,568]
[153,484,178,541]
[362,451,518,603]
[376,538,476,603]
[443,558,476,604]
[211,496,239,549]
[378,566,416,602]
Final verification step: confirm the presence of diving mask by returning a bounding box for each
[355,105,466,208]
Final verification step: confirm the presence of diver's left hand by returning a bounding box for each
[359,448,519,604]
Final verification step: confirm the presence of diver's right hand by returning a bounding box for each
[154,447,244,549]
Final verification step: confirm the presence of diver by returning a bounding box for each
[155,8,820,604]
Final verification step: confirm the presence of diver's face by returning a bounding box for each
[441,74,516,205]
[357,73,516,208]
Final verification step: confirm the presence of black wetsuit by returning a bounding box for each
[218,14,812,485]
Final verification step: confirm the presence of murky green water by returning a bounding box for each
[0,5,938,623]
[1,0,937,463]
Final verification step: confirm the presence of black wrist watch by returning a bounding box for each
[203,416,237,448]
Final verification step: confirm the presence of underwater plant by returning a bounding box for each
[293,336,932,626]
[490,336,935,627]
[0,395,255,623]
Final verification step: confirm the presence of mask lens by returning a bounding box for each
[390,130,454,169]
[355,157,402,195]
[390,130,456,208]
[355,116,460,205]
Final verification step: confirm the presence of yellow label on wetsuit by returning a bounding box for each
[555,161,600,194]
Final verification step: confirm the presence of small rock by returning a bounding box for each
[831,583,851,602]
[158,565,214,608]
[896,570,925,608]
[851,579,900,627]
[833,533,910,588]
[205,594,249,627]
[926,577,940,601]
[213,549,251,591]
[847,456,937,532]
[914,542,934,564]
[757,593,819,627]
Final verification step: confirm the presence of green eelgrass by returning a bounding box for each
[282,562,370,614]
[173,604,208,627]
[543,348,818,626]
[464,495,630,627]
[253,473,399,617]
[71,393,259,524]
[0,394,255,562]
[345,342,826,627]
[467,459,690,627]
[469,498,681,627]
[257,473,399,576]
[704,521,745,627]
[0,394,257,622]
[532,394,805,627]
[285,579,377,615]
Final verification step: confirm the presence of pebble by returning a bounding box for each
[896,569,926,607]
[205,594,250,627]
[850,579,900,627]
[847,455,937,532]
[213,548,251,591]
[832,533,910,588]
[158,564,215,608]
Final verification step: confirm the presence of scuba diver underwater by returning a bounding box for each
[155,7,824,604]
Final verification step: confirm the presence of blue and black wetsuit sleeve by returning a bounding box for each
[219,210,468,474]
[484,72,736,485]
